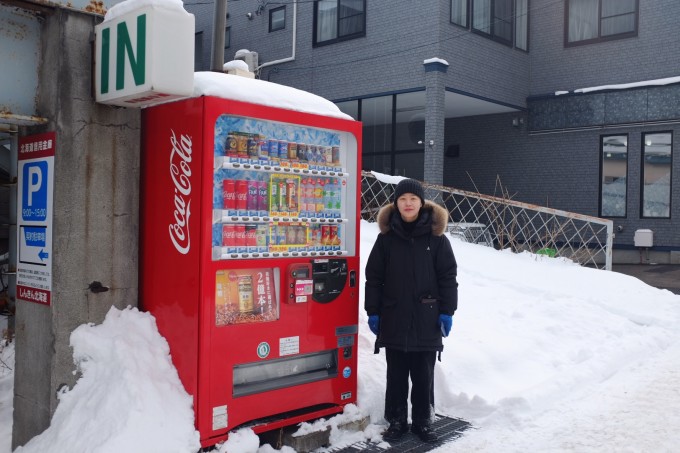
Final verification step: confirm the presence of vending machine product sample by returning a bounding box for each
[140,89,361,447]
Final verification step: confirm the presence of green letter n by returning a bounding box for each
[100,27,110,94]
[116,14,146,90]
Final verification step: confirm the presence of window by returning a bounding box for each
[451,0,468,27]
[335,100,359,120]
[641,132,672,218]
[600,135,628,217]
[472,0,513,45]
[314,0,366,46]
[270,6,286,32]
[452,0,528,50]
[566,0,638,46]
[225,27,231,49]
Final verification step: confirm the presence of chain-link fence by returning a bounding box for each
[361,171,613,270]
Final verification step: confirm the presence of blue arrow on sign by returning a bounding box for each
[39,249,49,261]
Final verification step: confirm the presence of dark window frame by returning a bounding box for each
[451,0,529,52]
[269,6,286,32]
[599,134,628,218]
[640,131,673,219]
[564,0,639,47]
[471,0,514,47]
[224,26,231,49]
[313,0,366,47]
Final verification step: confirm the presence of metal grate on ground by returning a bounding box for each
[323,415,473,453]
[361,172,614,270]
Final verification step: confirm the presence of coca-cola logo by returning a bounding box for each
[169,130,193,255]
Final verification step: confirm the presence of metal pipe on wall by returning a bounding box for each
[211,0,228,72]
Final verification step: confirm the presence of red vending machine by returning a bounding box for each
[140,92,361,448]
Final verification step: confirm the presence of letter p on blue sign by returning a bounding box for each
[22,161,48,222]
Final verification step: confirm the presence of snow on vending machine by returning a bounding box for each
[140,87,362,448]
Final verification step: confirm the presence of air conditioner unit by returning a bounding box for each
[235,50,259,72]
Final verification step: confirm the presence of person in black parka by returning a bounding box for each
[364,178,458,443]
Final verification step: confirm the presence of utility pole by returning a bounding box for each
[211,0,228,71]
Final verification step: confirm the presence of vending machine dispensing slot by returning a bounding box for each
[233,349,338,397]
[312,258,348,303]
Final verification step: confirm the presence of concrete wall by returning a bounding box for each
[12,7,140,448]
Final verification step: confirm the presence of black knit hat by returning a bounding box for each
[393,178,425,206]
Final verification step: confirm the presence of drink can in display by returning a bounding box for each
[315,178,325,214]
[268,139,279,163]
[222,224,236,248]
[223,179,236,212]
[270,177,279,212]
[245,224,258,251]
[237,275,254,314]
[321,225,331,247]
[306,145,315,163]
[295,225,307,245]
[276,223,287,246]
[257,181,269,216]
[279,141,289,162]
[297,143,307,162]
[235,224,247,253]
[258,137,269,161]
[286,224,297,245]
[247,181,259,215]
[329,225,340,249]
[288,142,298,161]
[287,179,298,213]
[314,146,324,165]
[256,224,268,252]
[323,146,333,168]
[235,133,248,159]
[311,224,322,250]
[247,135,259,160]
[236,180,248,214]
[226,134,238,158]
[331,146,340,167]
[278,180,287,212]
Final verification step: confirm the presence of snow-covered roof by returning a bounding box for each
[555,76,680,96]
[192,72,353,120]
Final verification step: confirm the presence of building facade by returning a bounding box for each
[190,0,680,262]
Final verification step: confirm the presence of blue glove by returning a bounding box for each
[368,315,380,335]
[438,314,453,337]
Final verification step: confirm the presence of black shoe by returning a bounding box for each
[411,424,438,443]
[383,422,408,441]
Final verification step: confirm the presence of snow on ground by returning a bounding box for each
[1,220,680,452]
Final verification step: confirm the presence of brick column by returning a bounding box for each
[423,59,448,187]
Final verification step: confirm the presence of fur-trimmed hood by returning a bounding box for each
[376,200,449,236]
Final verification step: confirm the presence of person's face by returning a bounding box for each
[396,193,422,222]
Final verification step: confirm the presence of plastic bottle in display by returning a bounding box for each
[314,178,325,215]
[332,178,342,218]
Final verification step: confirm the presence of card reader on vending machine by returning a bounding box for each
[311,258,348,303]
[287,259,349,303]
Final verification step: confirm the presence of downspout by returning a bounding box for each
[256,0,297,75]
[211,0,228,71]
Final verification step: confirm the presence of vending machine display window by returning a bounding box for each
[215,268,280,325]
[212,115,355,260]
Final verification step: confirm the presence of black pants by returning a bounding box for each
[384,348,436,427]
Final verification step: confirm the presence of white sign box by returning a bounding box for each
[95,4,195,108]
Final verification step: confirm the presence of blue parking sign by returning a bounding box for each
[22,161,48,221]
